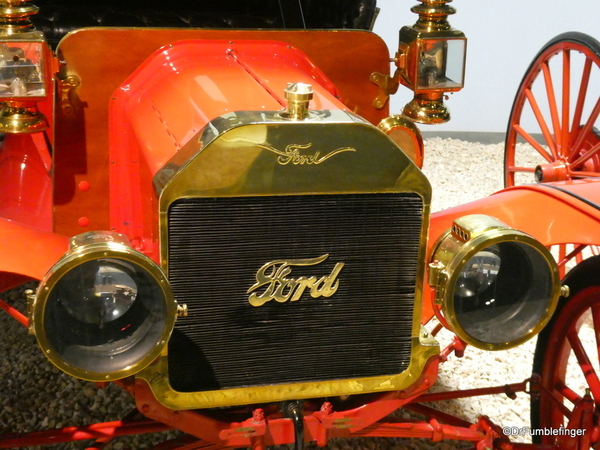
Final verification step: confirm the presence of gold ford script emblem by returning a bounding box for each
[260,143,356,165]
[247,254,344,307]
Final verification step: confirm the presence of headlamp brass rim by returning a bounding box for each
[32,240,177,382]
[431,225,560,351]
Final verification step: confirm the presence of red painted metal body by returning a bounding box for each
[108,40,344,259]
[0,217,68,291]
[0,133,52,230]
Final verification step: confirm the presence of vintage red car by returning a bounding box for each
[1,0,600,449]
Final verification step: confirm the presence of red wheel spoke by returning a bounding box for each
[561,50,571,154]
[558,244,568,278]
[543,380,574,420]
[513,123,554,162]
[570,58,593,143]
[557,244,587,268]
[592,303,600,364]
[571,141,600,168]
[524,88,559,159]
[506,165,535,173]
[566,169,600,178]
[559,243,567,264]
[554,379,582,406]
[541,61,562,156]
[571,95,600,156]
[567,327,600,401]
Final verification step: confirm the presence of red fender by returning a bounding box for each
[423,179,600,323]
[0,133,53,231]
[0,218,69,291]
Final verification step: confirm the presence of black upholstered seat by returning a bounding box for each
[32,0,378,48]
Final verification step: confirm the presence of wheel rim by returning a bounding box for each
[505,33,600,187]
[505,34,600,275]
[538,285,600,446]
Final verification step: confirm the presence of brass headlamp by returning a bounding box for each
[30,231,178,381]
[396,0,466,124]
[0,0,49,133]
[429,215,560,350]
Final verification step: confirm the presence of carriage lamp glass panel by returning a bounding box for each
[417,38,465,90]
[0,41,46,98]
[453,241,554,346]
[43,258,167,376]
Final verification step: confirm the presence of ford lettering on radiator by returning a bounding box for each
[247,254,344,306]
[259,143,356,165]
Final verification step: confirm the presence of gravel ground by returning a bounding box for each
[0,138,563,449]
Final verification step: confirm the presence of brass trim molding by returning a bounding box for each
[137,335,439,410]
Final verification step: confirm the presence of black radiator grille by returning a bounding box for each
[167,193,423,392]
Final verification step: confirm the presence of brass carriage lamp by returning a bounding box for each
[396,0,466,124]
[0,0,49,133]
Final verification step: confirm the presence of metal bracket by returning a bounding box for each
[370,69,400,110]
[25,289,35,334]
[58,75,81,115]
[427,261,447,305]
[219,409,267,441]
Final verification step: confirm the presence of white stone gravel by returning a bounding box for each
[0,137,577,449]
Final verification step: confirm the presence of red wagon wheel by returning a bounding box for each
[531,257,600,447]
[505,33,600,276]
[505,32,600,187]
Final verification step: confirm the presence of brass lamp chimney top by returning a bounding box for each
[395,0,466,124]
[283,82,313,120]
[0,0,39,34]
[410,0,456,32]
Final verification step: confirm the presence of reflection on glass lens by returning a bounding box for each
[453,241,553,346]
[455,246,501,298]
[43,257,168,377]
[60,262,138,326]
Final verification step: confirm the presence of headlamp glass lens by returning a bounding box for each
[43,257,168,377]
[453,241,554,346]
[60,262,138,325]
[456,245,501,298]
